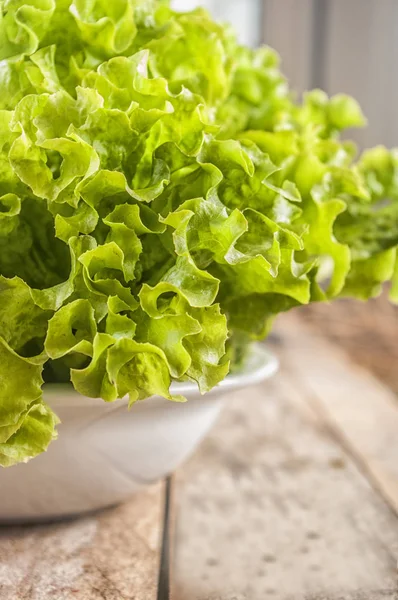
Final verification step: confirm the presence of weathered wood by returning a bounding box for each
[2,316,398,599]
[277,313,398,518]
[173,335,398,599]
[300,294,398,396]
[262,0,314,93]
[294,594,398,600]
[189,594,398,600]
[0,483,163,600]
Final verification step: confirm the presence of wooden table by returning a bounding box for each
[1,314,398,600]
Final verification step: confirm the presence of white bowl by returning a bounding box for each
[0,344,278,523]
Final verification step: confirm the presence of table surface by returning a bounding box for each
[1,314,398,600]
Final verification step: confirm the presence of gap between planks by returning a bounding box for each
[275,312,398,519]
[173,344,398,599]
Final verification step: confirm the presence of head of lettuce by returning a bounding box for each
[1,0,398,467]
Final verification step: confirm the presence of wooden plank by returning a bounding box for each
[384,0,398,149]
[0,483,163,600]
[357,0,398,148]
[323,0,398,149]
[263,0,398,149]
[276,312,398,520]
[173,354,398,599]
[323,0,373,148]
[262,0,314,94]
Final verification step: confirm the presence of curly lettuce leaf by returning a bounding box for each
[0,0,397,466]
[0,337,58,467]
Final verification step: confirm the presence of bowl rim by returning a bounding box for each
[43,343,279,406]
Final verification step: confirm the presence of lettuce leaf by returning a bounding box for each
[0,0,396,466]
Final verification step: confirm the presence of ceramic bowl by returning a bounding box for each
[0,344,278,523]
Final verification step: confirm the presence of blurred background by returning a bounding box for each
[172,0,398,149]
[171,0,398,393]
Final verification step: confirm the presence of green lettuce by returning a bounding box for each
[0,0,397,466]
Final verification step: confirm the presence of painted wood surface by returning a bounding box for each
[262,0,314,93]
[1,316,398,599]
[0,484,163,600]
[172,317,398,600]
[278,313,398,518]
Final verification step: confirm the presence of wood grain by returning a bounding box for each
[173,333,398,599]
[0,483,163,600]
[325,0,398,149]
[262,0,314,93]
[277,313,398,518]
[2,315,398,599]
[300,294,398,396]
